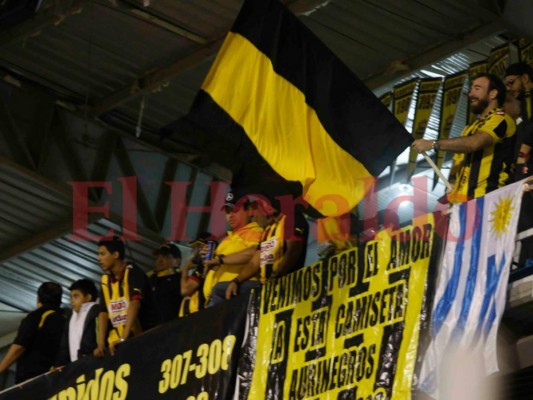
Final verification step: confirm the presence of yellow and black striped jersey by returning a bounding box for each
[100,264,153,344]
[449,108,516,203]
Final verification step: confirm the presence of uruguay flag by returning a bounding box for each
[419,181,525,399]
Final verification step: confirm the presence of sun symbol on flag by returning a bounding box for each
[489,196,514,236]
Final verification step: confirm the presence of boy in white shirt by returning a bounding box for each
[54,279,99,366]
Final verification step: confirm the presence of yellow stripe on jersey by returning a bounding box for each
[101,267,142,344]
[449,108,515,203]
[38,310,55,329]
[259,215,286,283]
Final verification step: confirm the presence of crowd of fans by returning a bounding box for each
[413,69,532,202]
[0,190,310,385]
[412,67,532,264]
[1,66,532,387]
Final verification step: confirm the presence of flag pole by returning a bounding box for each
[422,151,453,191]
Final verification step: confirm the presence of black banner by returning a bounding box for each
[0,296,249,400]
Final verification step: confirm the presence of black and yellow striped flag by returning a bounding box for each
[488,43,510,79]
[379,92,393,110]
[433,70,467,188]
[393,79,418,125]
[518,38,533,68]
[405,77,441,181]
[166,0,412,216]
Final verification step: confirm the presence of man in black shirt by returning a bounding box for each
[0,282,65,383]
[150,242,183,324]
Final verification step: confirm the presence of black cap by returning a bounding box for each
[188,232,217,247]
[222,191,250,211]
[505,62,533,79]
[153,242,182,258]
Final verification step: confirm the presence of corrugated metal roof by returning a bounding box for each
[0,0,506,130]
[0,162,71,250]
[0,158,188,313]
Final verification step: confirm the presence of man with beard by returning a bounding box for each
[413,73,516,203]
[503,64,533,268]
[504,62,533,119]
[503,63,533,180]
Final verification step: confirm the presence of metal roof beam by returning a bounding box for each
[285,0,332,16]
[0,156,74,199]
[28,95,56,173]
[114,137,161,233]
[91,38,224,115]
[0,0,92,47]
[92,0,333,115]
[101,0,208,45]
[0,217,75,263]
[89,129,119,202]
[0,157,142,261]
[1,70,231,186]
[363,19,507,90]
[51,112,100,202]
[154,158,179,231]
[0,93,36,170]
